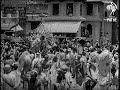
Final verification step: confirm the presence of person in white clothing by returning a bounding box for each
[31,52,44,74]
[1,63,22,90]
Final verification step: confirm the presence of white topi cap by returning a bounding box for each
[68,48,71,52]
[4,64,11,73]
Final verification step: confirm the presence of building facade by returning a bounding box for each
[1,0,26,35]
[26,0,118,44]
[26,0,86,40]
[1,0,118,44]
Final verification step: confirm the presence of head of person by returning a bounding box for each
[11,63,18,70]
[50,49,53,54]
[29,70,38,85]
[36,52,40,57]
[86,41,91,47]
[44,55,49,61]
[4,64,11,74]
[68,48,71,53]
[84,47,88,52]
[9,49,14,55]
[53,56,58,63]
[96,40,99,43]
[89,46,94,52]
[82,52,86,56]
[40,36,45,41]
[30,54,35,61]
[114,53,118,60]
[77,55,82,60]
[103,46,108,50]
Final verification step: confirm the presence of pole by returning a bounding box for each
[15,10,17,37]
[111,13,113,44]
[111,0,118,44]
[102,2,105,46]
[15,16,16,37]
[15,9,19,37]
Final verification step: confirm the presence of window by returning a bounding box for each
[86,3,93,16]
[4,7,11,14]
[3,19,6,23]
[30,21,40,30]
[19,10,26,17]
[53,4,59,16]
[113,11,116,16]
[18,7,26,17]
[105,11,107,17]
[98,5,100,13]
[80,4,82,16]
[86,24,92,38]
[66,3,73,16]
[3,7,16,17]
[81,27,86,37]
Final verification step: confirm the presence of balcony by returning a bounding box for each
[27,15,86,21]
[45,0,86,2]
[1,11,19,18]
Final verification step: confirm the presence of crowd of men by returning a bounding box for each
[1,35,119,90]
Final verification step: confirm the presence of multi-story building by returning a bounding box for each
[1,0,118,44]
[1,0,26,36]
[26,0,86,40]
[26,0,118,44]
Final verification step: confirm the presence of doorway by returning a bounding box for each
[86,24,92,38]
[30,21,40,30]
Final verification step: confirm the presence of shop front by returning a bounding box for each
[34,21,84,41]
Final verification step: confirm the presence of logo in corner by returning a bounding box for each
[106,1,117,15]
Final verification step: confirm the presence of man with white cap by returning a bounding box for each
[1,63,22,90]
[111,53,119,78]
[4,64,11,74]
[18,51,35,74]
[32,52,44,71]
[1,64,11,90]
[66,48,74,73]
[95,40,100,48]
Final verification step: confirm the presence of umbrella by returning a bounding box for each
[11,37,24,43]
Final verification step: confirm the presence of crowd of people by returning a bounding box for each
[1,35,119,90]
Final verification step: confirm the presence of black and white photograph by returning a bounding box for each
[1,0,119,90]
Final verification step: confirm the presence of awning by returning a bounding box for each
[100,0,112,3]
[26,14,39,17]
[86,0,112,2]
[11,25,24,32]
[86,0,101,2]
[1,23,16,30]
[36,22,81,33]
